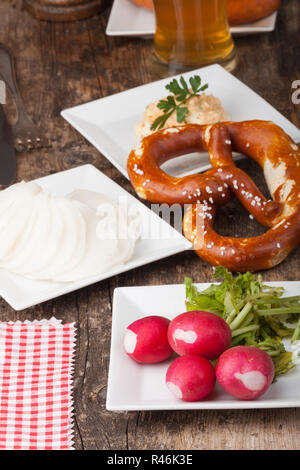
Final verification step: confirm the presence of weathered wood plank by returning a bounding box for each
[0,0,298,450]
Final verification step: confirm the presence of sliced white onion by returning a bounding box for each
[0,184,139,283]
[54,200,118,282]
[0,191,44,270]
[3,192,52,275]
[36,197,87,281]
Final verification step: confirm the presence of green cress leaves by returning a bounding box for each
[185,267,300,377]
[150,75,209,132]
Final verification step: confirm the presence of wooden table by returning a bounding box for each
[0,0,299,450]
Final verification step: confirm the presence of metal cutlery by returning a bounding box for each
[0,44,49,152]
[0,104,16,185]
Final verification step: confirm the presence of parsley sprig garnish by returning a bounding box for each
[150,75,209,132]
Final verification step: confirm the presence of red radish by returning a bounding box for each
[124,315,173,364]
[166,354,216,402]
[168,310,232,359]
[215,346,275,400]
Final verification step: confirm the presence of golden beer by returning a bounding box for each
[151,0,237,76]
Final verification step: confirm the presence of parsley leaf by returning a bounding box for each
[150,74,209,131]
[176,106,189,123]
[151,112,173,131]
[189,75,201,93]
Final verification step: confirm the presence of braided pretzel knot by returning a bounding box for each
[127,120,300,271]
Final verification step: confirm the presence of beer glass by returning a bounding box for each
[150,0,237,76]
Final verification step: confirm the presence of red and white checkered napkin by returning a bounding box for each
[0,317,76,450]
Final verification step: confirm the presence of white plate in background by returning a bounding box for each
[62,64,300,179]
[0,164,191,311]
[107,282,300,411]
[106,0,278,37]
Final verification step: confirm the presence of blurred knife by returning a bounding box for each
[0,104,16,186]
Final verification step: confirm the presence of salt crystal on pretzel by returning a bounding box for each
[127,120,300,272]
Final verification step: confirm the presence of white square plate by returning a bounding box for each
[0,164,191,311]
[106,0,278,37]
[61,64,300,179]
[107,282,300,410]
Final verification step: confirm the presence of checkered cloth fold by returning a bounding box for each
[0,317,76,450]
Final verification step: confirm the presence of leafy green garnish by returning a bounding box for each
[185,267,300,377]
[150,75,208,131]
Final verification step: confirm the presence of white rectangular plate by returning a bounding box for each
[107,282,300,410]
[61,64,300,180]
[106,0,278,37]
[0,164,191,311]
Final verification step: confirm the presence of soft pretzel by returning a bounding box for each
[227,0,280,25]
[131,0,152,11]
[130,0,280,25]
[127,121,300,272]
